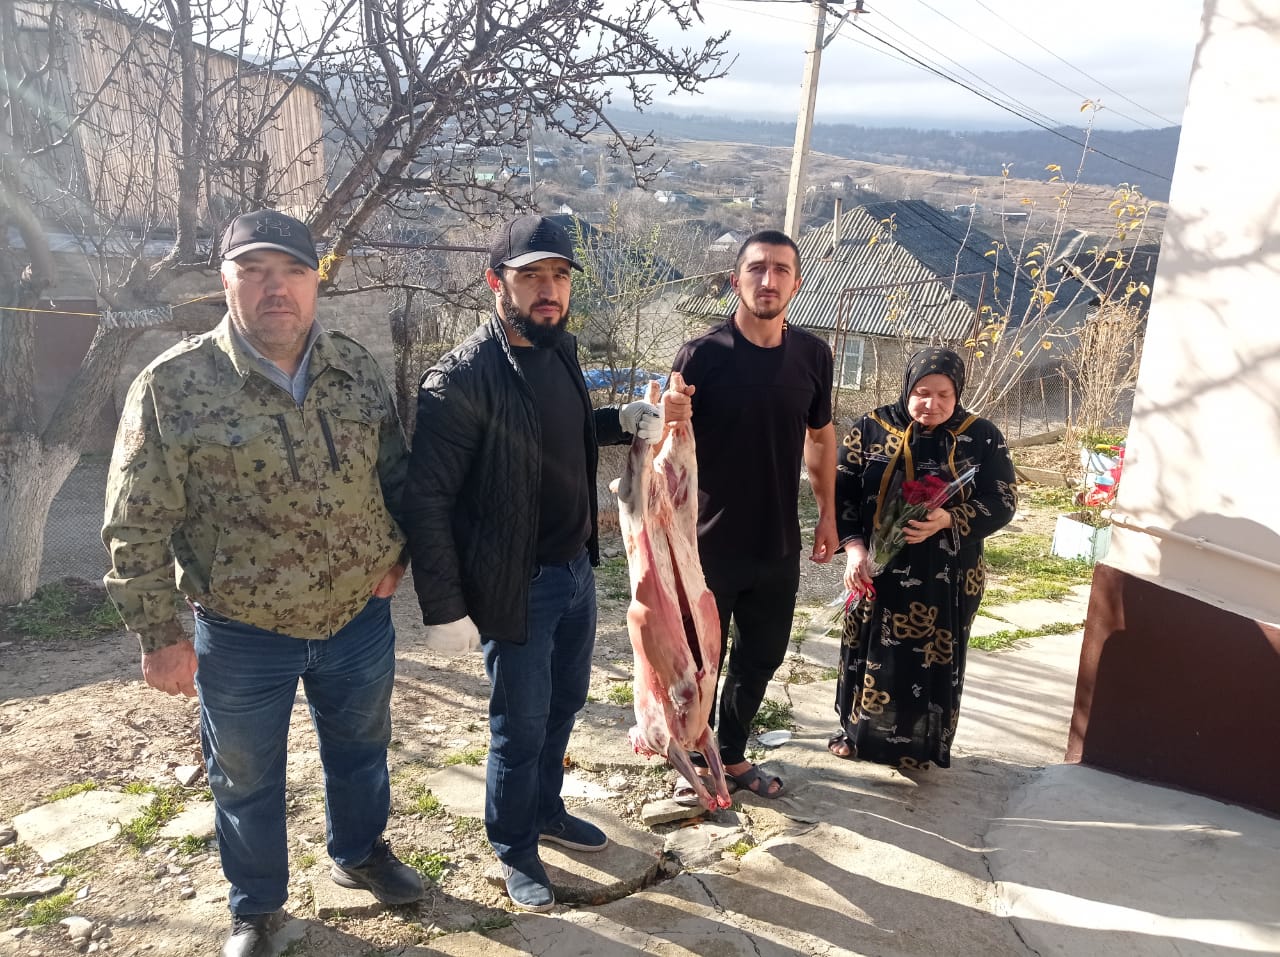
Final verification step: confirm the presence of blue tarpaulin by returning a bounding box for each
[581,367,668,397]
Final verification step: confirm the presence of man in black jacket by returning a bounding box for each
[402,215,684,912]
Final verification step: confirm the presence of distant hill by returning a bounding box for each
[613,111,1180,202]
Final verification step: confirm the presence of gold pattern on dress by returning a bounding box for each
[891,601,937,639]
[840,612,863,652]
[842,428,864,467]
[883,432,903,458]
[898,757,932,771]
[997,478,1017,512]
[919,628,953,666]
[950,502,975,536]
[859,674,891,715]
[964,566,984,596]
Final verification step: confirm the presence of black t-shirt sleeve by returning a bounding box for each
[808,337,834,430]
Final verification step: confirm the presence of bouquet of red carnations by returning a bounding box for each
[865,465,977,576]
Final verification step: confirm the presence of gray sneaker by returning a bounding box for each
[501,857,555,912]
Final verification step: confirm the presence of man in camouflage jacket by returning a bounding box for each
[103,210,423,957]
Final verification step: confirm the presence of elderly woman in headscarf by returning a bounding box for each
[828,347,1017,770]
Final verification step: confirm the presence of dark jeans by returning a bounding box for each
[702,551,801,766]
[481,547,596,865]
[193,596,395,916]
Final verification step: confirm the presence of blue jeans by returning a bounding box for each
[482,548,596,865]
[193,596,395,916]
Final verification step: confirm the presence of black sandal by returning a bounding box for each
[827,731,855,759]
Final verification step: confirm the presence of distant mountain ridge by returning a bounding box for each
[613,110,1180,202]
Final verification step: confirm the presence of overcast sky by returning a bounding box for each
[645,0,1204,131]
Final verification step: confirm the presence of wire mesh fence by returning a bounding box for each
[40,458,112,586]
[832,369,1075,442]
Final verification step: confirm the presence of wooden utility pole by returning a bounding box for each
[784,0,827,238]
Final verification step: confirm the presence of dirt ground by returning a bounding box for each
[0,451,1064,956]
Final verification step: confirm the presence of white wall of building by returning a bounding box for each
[1108,0,1280,625]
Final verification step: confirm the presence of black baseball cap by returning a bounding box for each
[489,215,582,272]
[221,210,320,270]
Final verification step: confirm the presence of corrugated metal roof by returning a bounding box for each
[677,201,1087,341]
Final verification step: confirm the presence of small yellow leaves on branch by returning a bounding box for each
[975,350,985,358]
[1041,341,1053,350]
[1036,290,1056,307]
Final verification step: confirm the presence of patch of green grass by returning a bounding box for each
[819,667,839,681]
[442,746,488,767]
[51,852,89,879]
[123,780,156,795]
[24,890,75,926]
[296,850,318,870]
[403,849,451,883]
[47,780,98,802]
[752,698,794,733]
[594,556,632,603]
[1018,484,1079,511]
[606,683,634,707]
[727,839,753,858]
[120,787,184,848]
[4,582,122,639]
[472,913,515,932]
[174,835,209,855]
[982,533,1092,605]
[970,620,1083,652]
[405,785,445,818]
[450,816,485,839]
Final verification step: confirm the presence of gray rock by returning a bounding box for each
[639,798,704,826]
[0,875,66,899]
[173,765,202,787]
[60,915,93,941]
[0,825,16,847]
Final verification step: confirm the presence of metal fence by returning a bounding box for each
[832,370,1076,442]
[40,459,112,586]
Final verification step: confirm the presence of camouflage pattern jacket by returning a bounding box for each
[103,318,408,652]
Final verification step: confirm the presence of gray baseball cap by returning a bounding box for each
[221,210,319,270]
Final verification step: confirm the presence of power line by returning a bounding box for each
[907,0,1163,130]
[868,6,1067,132]
[846,21,1171,182]
[967,0,1180,127]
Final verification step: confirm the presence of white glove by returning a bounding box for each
[619,401,662,442]
[422,616,482,655]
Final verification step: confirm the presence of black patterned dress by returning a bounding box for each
[833,406,1017,769]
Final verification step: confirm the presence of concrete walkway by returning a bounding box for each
[418,596,1280,956]
[13,592,1277,955]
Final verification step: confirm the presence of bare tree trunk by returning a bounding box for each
[0,436,80,604]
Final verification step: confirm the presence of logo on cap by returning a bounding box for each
[222,209,319,270]
[489,215,583,272]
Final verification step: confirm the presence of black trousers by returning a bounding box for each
[701,551,801,765]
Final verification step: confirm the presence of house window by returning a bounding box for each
[837,336,864,389]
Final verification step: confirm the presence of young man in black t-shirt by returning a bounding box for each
[671,229,839,799]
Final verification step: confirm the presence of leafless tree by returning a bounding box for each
[568,198,714,404]
[0,0,728,604]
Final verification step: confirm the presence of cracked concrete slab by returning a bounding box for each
[13,790,155,862]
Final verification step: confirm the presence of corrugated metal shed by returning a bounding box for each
[678,201,1086,341]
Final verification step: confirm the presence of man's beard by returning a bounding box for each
[743,292,786,322]
[501,286,569,349]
